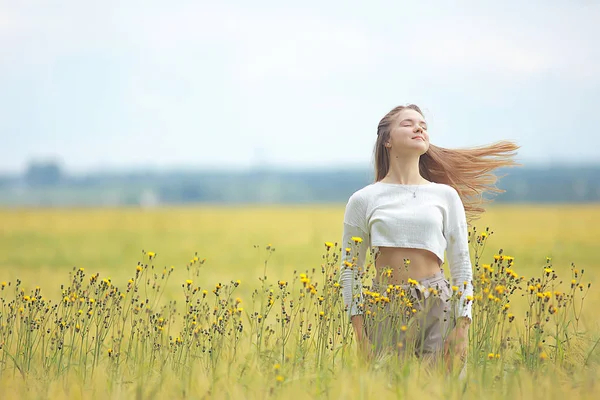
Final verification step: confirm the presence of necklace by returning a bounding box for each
[400,185,418,198]
[378,180,429,200]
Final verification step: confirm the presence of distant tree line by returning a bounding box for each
[0,160,599,206]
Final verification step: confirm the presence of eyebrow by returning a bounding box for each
[399,118,427,126]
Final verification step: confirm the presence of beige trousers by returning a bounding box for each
[363,271,456,363]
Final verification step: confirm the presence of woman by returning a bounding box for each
[338,104,519,373]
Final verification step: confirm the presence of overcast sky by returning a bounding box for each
[1,0,599,174]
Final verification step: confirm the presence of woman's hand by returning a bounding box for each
[443,316,470,372]
[351,315,373,361]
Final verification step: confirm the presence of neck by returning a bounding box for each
[384,153,425,184]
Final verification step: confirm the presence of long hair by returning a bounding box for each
[374,104,520,224]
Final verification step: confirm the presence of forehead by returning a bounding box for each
[397,108,427,124]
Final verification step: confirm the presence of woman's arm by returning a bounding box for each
[444,187,474,322]
[338,191,371,349]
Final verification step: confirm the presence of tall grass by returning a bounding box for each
[1,222,598,399]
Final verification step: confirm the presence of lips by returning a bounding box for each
[412,136,425,141]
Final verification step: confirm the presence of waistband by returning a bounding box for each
[371,270,448,296]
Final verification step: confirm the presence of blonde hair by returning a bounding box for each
[374,104,520,224]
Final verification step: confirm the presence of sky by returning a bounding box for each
[1,0,599,174]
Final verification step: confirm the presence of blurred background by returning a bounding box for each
[1,0,599,207]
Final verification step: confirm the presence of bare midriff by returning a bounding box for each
[373,246,442,286]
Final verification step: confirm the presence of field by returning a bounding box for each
[1,204,599,399]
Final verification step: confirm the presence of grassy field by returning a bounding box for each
[0,204,599,399]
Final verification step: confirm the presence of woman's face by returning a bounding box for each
[386,108,430,155]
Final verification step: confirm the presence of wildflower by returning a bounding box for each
[401,325,408,332]
[1,282,6,288]
[508,313,515,322]
[186,280,193,286]
[544,268,553,275]
[452,286,458,292]
[407,278,418,286]
[147,252,155,258]
[274,363,281,370]
[351,236,363,244]
[324,242,334,250]
[488,353,495,360]
[276,375,284,383]
[136,266,142,272]
[495,285,506,295]
[540,352,548,361]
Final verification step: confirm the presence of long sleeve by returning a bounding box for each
[443,187,473,321]
[338,191,370,318]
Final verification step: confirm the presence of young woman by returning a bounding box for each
[338,104,519,372]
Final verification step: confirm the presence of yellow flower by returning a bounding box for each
[324,242,334,249]
[276,375,284,383]
[488,353,495,360]
[401,325,408,332]
[351,236,363,244]
[186,280,193,286]
[147,251,155,258]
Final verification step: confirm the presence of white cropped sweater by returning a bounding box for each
[338,181,473,320]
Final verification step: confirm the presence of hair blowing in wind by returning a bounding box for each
[373,104,521,224]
